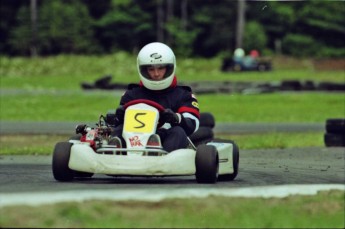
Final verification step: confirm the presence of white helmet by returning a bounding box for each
[137,42,176,90]
[234,48,245,58]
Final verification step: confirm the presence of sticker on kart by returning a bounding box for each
[124,109,157,133]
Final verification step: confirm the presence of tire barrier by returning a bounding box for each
[81,75,128,90]
[185,80,345,95]
[81,76,345,95]
[324,119,345,147]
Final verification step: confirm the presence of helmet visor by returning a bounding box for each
[139,64,174,80]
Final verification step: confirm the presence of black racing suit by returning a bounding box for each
[113,78,200,152]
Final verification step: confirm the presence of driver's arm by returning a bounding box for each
[177,91,200,136]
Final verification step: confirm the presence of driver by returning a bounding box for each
[111,42,200,152]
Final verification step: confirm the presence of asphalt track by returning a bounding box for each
[0,122,344,207]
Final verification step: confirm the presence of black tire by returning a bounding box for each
[52,142,74,181]
[200,112,215,128]
[195,144,219,183]
[233,64,242,71]
[221,58,233,72]
[326,119,345,134]
[281,80,302,91]
[324,133,345,147]
[94,75,112,88]
[81,82,95,90]
[257,64,267,72]
[74,171,94,178]
[213,139,239,181]
[189,127,214,146]
[318,82,345,92]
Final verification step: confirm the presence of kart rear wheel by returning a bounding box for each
[200,112,215,128]
[52,142,74,181]
[233,64,242,71]
[213,139,239,181]
[257,64,267,71]
[189,127,214,146]
[195,144,219,184]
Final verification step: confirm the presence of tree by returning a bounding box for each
[0,0,28,55]
[292,1,345,57]
[3,0,345,57]
[246,1,296,53]
[94,0,154,53]
[9,0,97,55]
[189,0,237,57]
[243,21,267,53]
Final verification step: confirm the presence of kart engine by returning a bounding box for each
[76,115,113,150]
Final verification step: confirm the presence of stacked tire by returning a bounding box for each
[189,112,215,146]
[324,119,345,147]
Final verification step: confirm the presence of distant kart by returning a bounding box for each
[52,99,239,183]
[221,57,272,72]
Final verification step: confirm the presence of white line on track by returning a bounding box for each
[0,184,344,208]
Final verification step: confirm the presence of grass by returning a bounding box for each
[219,131,325,150]
[0,54,343,153]
[1,54,343,122]
[200,93,344,123]
[0,55,344,228]
[0,134,69,155]
[0,92,343,122]
[0,190,344,228]
[1,54,344,90]
[0,131,325,155]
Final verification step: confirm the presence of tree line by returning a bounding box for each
[1,0,344,58]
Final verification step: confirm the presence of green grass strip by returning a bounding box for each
[0,132,325,155]
[0,93,342,122]
[0,190,343,228]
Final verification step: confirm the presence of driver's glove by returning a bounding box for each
[76,124,88,135]
[161,109,181,125]
[114,105,125,125]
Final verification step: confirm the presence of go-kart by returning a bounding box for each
[52,99,239,183]
[221,57,272,72]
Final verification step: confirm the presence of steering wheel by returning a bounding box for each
[123,99,166,128]
[123,99,165,112]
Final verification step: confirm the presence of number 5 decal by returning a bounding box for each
[134,113,146,128]
[124,109,157,133]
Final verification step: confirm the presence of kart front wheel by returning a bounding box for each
[74,171,94,178]
[52,142,74,181]
[195,144,219,184]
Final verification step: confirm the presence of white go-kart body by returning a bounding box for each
[52,101,239,183]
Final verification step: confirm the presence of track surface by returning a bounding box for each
[0,122,343,206]
[0,147,344,194]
